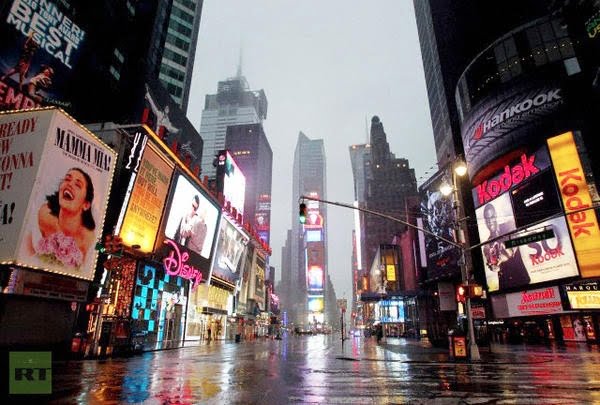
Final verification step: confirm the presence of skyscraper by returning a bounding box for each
[0,0,204,126]
[350,117,418,285]
[155,0,204,112]
[413,0,550,168]
[225,123,273,245]
[199,73,268,179]
[288,132,328,326]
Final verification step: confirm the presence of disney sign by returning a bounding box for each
[162,239,203,290]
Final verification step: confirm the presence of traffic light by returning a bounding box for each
[456,284,467,303]
[299,203,307,224]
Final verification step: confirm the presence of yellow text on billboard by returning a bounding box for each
[120,143,173,252]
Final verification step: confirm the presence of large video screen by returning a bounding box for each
[307,266,324,290]
[476,189,578,292]
[217,150,246,216]
[307,296,324,312]
[163,174,220,259]
[212,216,248,285]
[510,170,562,228]
[156,173,221,285]
[255,193,271,244]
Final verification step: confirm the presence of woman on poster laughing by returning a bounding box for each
[28,167,96,269]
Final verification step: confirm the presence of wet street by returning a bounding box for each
[7,334,600,404]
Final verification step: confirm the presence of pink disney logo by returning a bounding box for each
[162,239,203,290]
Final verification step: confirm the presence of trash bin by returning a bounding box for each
[448,331,467,359]
[235,334,241,343]
[71,333,83,353]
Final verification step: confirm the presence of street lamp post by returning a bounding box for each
[441,159,480,361]
[378,265,387,343]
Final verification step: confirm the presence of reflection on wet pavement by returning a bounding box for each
[15,334,597,404]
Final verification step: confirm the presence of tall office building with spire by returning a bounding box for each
[288,132,329,327]
[350,117,418,287]
[198,70,268,179]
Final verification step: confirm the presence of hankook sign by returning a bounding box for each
[460,83,564,179]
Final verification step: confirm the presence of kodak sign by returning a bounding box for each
[548,132,600,278]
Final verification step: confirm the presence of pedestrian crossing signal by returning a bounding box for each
[456,285,466,303]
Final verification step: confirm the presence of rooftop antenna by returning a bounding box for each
[236,43,243,78]
[365,115,369,143]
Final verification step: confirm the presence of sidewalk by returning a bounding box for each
[339,336,600,364]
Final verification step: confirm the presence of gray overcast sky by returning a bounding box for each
[188,1,436,301]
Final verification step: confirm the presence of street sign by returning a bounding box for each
[337,299,347,312]
[504,229,555,248]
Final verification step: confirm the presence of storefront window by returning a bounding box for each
[131,263,189,350]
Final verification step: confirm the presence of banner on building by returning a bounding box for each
[119,140,174,253]
[0,108,115,281]
[548,131,600,278]
[0,0,86,110]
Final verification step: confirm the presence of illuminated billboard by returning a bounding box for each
[1,108,116,281]
[307,266,324,290]
[142,79,203,170]
[491,286,565,318]
[471,147,552,210]
[119,141,174,253]
[306,229,322,242]
[157,173,220,285]
[459,81,565,180]
[255,193,271,244]
[306,241,324,291]
[564,282,600,310]
[216,150,246,216]
[253,257,266,307]
[307,243,324,266]
[548,131,600,278]
[419,168,460,280]
[307,296,324,312]
[163,174,220,258]
[0,0,86,110]
[476,182,578,292]
[510,170,562,228]
[212,216,249,285]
